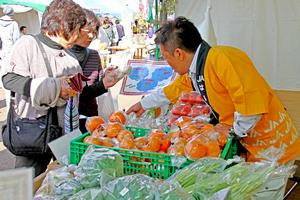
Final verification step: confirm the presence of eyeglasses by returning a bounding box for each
[80,27,98,39]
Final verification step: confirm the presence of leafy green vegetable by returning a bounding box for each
[100,174,160,200]
[75,147,123,188]
[167,157,228,189]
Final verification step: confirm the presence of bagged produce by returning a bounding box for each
[191,162,275,200]
[69,188,103,200]
[100,174,160,200]
[156,180,194,200]
[34,165,82,199]
[74,146,123,188]
[167,157,229,190]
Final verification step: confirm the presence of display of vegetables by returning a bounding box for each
[74,147,124,188]
[188,162,275,200]
[167,157,229,190]
[100,174,160,200]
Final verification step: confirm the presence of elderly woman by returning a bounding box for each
[69,9,121,133]
[2,0,86,176]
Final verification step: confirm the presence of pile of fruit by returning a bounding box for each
[82,107,230,161]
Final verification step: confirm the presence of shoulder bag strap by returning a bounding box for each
[32,35,53,77]
[81,48,90,68]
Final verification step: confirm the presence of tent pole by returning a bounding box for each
[155,0,159,60]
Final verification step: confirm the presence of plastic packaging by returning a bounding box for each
[68,188,104,200]
[74,146,123,188]
[100,174,160,200]
[192,162,276,200]
[156,180,194,200]
[34,165,82,199]
[167,157,229,190]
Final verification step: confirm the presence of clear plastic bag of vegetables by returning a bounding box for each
[191,161,275,200]
[100,174,160,200]
[167,157,229,190]
[34,165,82,199]
[74,146,123,188]
[68,187,104,200]
[156,180,194,200]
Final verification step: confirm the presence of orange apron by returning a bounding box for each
[164,46,300,164]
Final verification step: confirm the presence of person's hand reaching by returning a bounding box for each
[102,66,121,89]
[126,102,146,117]
[59,77,71,100]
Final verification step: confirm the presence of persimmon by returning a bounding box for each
[119,138,136,149]
[134,137,148,149]
[143,137,161,152]
[217,132,228,147]
[109,111,126,124]
[148,129,166,140]
[160,138,171,152]
[100,137,114,147]
[180,124,199,139]
[91,127,105,138]
[105,122,123,138]
[166,131,180,141]
[175,116,192,129]
[169,138,187,156]
[185,140,207,160]
[83,136,102,146]
[198,124,214,136]
[85,116,105,133]
[206,141,221,157]
[117,129,134,142]
[214,123,230,147]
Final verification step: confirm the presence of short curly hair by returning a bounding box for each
[82,9,100,31]
[41,0,86,40]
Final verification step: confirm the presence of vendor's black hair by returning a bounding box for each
[155,16,202,53]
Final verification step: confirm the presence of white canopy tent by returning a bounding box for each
[176,0,300,91]
[0,0,138,36]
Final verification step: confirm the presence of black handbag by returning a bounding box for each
[1,35,62,156]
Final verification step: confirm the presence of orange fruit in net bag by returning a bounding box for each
[175,116,192,129]
[106,122,123,138]
[83,136,102,146]
[180,124,200,139]
[198,123,214,136]
[206,140,221,157]
[119,138,136,149]
[160,138,171,153]
[109,111,127,124]
[134,137,148,149]
[117,129,134,142]
[168,138,187,156]
[166,131,180,141]
[100,137,114,147]
[185,140,207,160]
[85,116,105,133]
[91,127,105,137]
[143,137,161,152]
[148,129,166,140]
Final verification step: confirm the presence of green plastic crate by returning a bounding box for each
[220,135,243,160]
[70,132,192,179]
[70,129,237,179]
[125,125,151,138]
